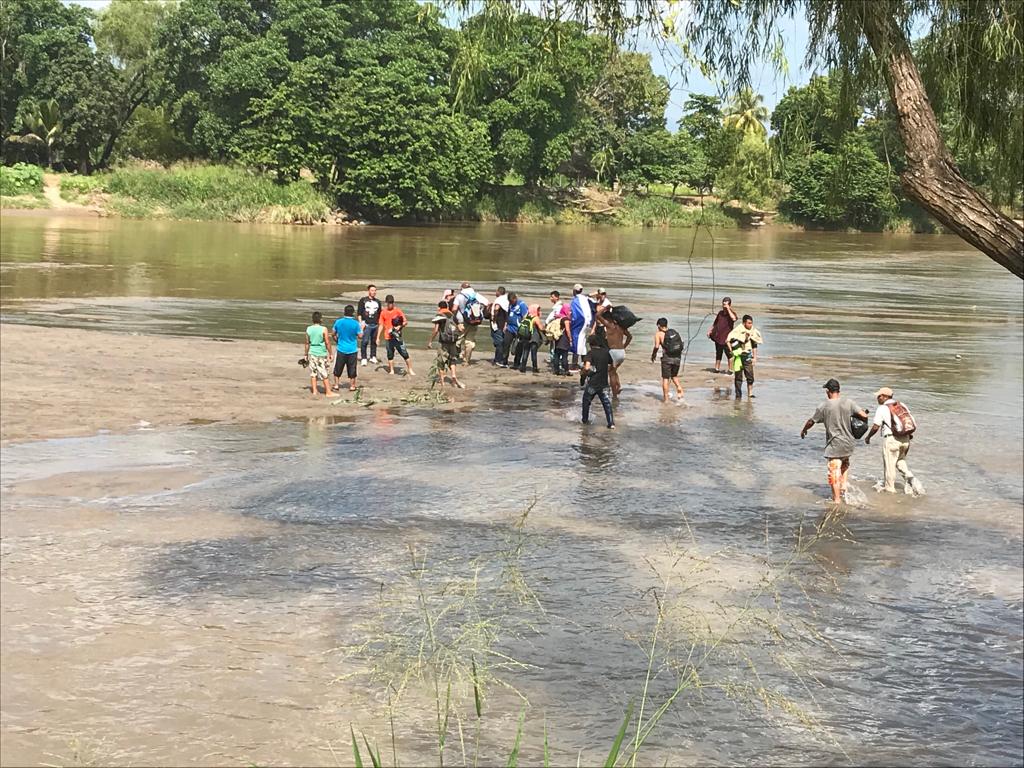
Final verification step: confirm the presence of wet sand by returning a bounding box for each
[0,323,797,444]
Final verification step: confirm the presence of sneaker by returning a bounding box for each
[370,356,378,364]
[532,367,540,373]
[360,359,367,367]
[496,363,508,368]
[910,477,926,496]
[455,381,466,389]
[904,483,915,496]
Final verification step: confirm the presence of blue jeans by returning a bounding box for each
[554,348,569,374]
[582,385,614,427]
[361,323,378,359]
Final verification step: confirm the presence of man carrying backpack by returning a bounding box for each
[453,282,483,365]
[865,386,925,496]
[651,318,685,402]
[429,301,466,389]
[501,292,529,368]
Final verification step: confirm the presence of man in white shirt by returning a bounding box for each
[865,386,925,496]
[545,290,564,324]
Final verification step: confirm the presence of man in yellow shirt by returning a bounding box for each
[726,314,763,398]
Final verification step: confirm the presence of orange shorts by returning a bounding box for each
[827,458,849,487]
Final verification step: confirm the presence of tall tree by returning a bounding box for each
[723,88,768,138]
[93,0,172,169]
[459,0,1024,277]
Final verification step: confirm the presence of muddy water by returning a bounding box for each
[1,217,1022,766]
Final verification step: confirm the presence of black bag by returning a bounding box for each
[850,414,869,440]
[662,329,684,357]
[609,305,641,329]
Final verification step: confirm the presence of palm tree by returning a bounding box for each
[723,88,769,137]
[7,100,63,168]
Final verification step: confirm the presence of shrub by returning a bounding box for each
[0,163,44,196]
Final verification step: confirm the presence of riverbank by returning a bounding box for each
[0,323,802,444]
[3,164,748,228]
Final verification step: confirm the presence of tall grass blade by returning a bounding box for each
[505,709,525,768]
[471,656,483,718]
[363,735,382,768]
[543,720,550,768]
[604,701,634,768]
[351,726,364,768]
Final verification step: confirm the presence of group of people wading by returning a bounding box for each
[302,282,924,503]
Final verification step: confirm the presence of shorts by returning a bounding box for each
[661,356,681,379]
[386,337,409,361]
[437,342,459,369]
[308,355,330,379]
[827,457,850,487]
[609,349,626,366]
[334,351,358,378]
[715,342,729,362]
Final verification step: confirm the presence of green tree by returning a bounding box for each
[780,131,897,229]
[723,88,768,138]
[678,94,735,194]
[93,0,173,168]
[466,0,1023,276]
[6,98,62,167]
[770,75,850,168]
[717,133,771,205]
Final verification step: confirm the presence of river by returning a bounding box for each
[1,216,1022,766]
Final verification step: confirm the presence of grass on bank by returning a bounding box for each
[0,162,48,210]
[60,163,333,224]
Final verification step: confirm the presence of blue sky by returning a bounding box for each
[66,0,815,128]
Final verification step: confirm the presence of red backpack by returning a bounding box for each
[889,401,917,437]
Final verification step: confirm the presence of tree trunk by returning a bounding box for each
[860,3,1023,279]
[97,75,148,171]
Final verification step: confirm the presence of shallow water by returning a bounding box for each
[1,217,1022,766]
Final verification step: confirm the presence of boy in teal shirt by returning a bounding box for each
[304,311,336,397]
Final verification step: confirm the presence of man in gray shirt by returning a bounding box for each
[801,378,869,504]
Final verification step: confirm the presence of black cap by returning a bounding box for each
[823,378,841,392]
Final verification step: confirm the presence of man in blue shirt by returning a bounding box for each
[332,305,363,391]
[499,292,528,367]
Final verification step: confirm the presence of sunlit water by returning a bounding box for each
[1,217,1022,765]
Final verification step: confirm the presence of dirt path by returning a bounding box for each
[41,173,97,214]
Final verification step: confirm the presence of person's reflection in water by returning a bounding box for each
[572,431,616,475]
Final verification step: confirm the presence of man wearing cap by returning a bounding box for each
[569,283,595,370]
[801,379,869,504]
[865,387,925,496]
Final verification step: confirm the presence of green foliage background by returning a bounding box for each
[0,0,1019,227]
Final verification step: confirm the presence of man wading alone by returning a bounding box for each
[651,318,685,402]
[801,378,868,504]
[727,314,763,398]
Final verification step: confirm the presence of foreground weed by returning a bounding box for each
[347,506,854,766]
